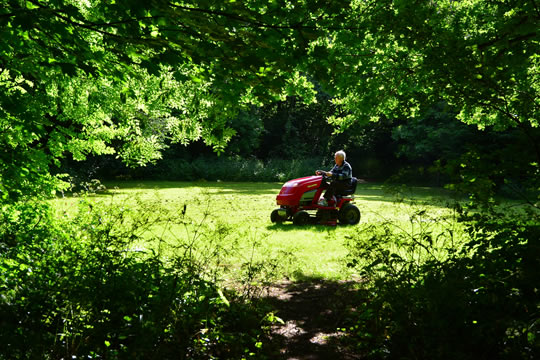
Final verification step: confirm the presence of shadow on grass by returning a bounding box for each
[105,180,282,195]
[57,181,283,199]
[256,276,366,359]
[266,223,339,232]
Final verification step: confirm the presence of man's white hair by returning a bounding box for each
[335,150,346,160]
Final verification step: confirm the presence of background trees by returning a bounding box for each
[311,0,539,195]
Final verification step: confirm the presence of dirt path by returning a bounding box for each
[260,280,364,359]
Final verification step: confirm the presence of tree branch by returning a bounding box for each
[26,0,130,40]
[169,3,289,29]
[477,16,535,51]
[86,16,165,28]
[168,2,363,31]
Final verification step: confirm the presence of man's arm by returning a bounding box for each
[316,166,335,177]
[326,164,339,178]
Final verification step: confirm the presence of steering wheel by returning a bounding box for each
[316,170,331,184]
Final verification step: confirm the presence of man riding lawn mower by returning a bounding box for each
[270,151,360,226]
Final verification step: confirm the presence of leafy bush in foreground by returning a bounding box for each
[345,203,540,359]
[0,198,270,359]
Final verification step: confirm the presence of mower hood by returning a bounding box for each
[276,176,323,206]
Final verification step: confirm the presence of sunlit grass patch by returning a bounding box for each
[52,181,466,282]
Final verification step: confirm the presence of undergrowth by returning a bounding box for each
[344,197,540,359]
[4,183,538,359]
[0,195,283,359]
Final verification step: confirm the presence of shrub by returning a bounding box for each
[0,197,271,359]
[344,202,540,359]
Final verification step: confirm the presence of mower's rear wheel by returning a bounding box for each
[271,209,285,223]
[293,210,310,225]
[338,204,361,225]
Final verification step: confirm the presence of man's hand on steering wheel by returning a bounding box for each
[316,170,332,177]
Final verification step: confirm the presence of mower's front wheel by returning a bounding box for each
[338,203,361,225]
[271,209,285,223]
[293,210,310,225]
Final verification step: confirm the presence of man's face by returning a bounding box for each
[335,154,344,166]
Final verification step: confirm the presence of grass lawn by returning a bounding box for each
[52,181,463,282]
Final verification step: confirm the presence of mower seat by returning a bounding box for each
[340,177,358,196]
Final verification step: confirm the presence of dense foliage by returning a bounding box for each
[1,197,273,359]
[1,0,539,358]
[345,200,540,359]
[2,0,538,194]
[323,0,538,128]
[1,0,335,201]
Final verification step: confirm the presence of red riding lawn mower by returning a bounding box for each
[271,173,360,226]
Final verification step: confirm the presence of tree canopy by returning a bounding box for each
[1,0,539,201]
[320,0,538,129]
[1,0,339,200]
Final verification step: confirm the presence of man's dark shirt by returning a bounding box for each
[330,161,352,182]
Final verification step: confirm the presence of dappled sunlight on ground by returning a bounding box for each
[259,278,365,359]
